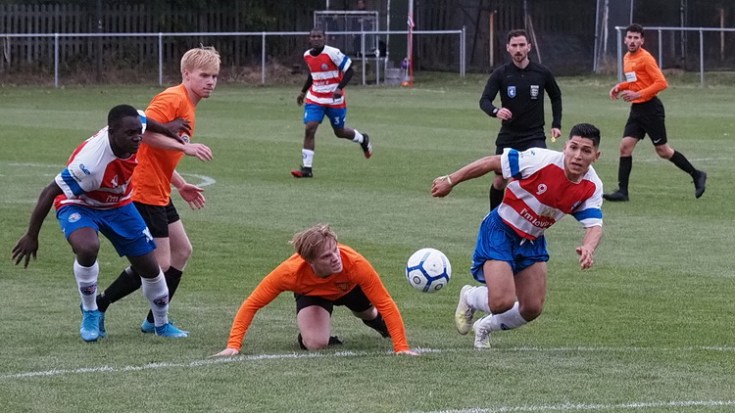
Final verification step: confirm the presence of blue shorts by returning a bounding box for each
[56,203,156,257]
[470,210,549,283]
[304,103,347,129]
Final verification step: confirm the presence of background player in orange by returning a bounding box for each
[291,28,372,178]
[94,46,220,333]
[211,224,418,356]
[604,24,706,202]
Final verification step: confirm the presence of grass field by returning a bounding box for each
[1,74,734,413]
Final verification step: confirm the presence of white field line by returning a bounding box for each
[0,349,399,380]
[418,400,735,413]
[180,172,216,187]
[1,345,734,381]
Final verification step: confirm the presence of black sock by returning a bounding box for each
[146,267,183,323]
[489,186,504,211]
[669,150,698,176]
[363,313,390,338]
[97,267,141,313]
[617,156,632,194]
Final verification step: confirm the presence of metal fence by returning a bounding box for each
[0,29,465,87]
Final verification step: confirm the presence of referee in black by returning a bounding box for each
[480,29,562,211]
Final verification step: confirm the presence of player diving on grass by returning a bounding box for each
[431,123,604,349]
[211,224,417,356]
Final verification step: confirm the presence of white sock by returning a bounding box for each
[352,130,364,144]
[465,285,492,314]
[74,259,99,311]
[141,271,169,327]
[486,302,527,332]
[302,149,314,168]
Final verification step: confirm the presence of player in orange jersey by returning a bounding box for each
[211,224,418,356]
[604,24,706,202]
[93,47,220,334]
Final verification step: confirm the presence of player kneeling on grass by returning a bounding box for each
[212,224,417,356]
[11,105,189,342]
[431,123,604,349]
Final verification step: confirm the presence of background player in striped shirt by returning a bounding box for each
[431,123,603,349]
[604,23,706,202]
[12,105,188,342]
[291,28,372,178]
[211,224,417,356]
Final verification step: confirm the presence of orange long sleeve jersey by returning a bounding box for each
[132,84,197,206]
[225,244,410,352]
[616,48,668,104]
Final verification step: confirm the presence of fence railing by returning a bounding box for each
[1,29,466,87]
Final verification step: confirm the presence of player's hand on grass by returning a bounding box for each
[210,348,240,358]
[183,142,213,162]
[178,184,206,210]
[12,235,38,268]
[576,246,595,269]
[396,349,420,356]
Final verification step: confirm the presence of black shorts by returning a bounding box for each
[294,285,372,315]
[495,137,547,155]
[133,200,180,238]
[623,97,667,146]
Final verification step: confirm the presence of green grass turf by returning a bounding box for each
[1,74,734,412]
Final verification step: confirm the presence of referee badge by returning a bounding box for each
[507,86,516,98]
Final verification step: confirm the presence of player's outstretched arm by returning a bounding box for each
[576,225,603,270]
[183,142,213,162]
[12,182,63,267]
[431,155,502,198]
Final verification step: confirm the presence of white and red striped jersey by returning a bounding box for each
[497,148,603,240]
[54,113,147,210]
[304,45,351,108]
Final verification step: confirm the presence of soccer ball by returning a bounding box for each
[405,248,451,293]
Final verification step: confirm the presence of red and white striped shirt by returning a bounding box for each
[498,148,603,240]
[54,112,147,210]
[304,45,351,108]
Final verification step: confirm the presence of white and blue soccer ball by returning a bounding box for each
[405,248,451,293]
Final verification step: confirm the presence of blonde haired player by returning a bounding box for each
[94,47,220,335]
[212,224,417,356]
